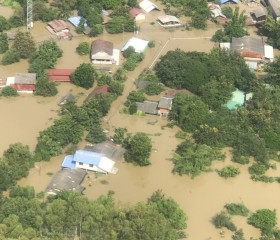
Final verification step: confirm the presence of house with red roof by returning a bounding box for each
[85,85,109,101]
[48,69,75,82]
[5,73,37,93]
[130,8,146,24]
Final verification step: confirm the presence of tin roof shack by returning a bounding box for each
[251,8,267,23]
[136,100,159,115]
[91,39,114,65]
[48,69,75,82]
[58,92,75,106]
[6,73,37,93]
[46,20,72,39]
[68,16,91,34]
[265,0,280,20]
[158,96,173,116]
[46,168,87,196]
[157,15,182,28]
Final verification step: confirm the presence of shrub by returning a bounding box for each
[148,41,155,48]
[76,42,90,55]
[1,86,18,96]
[1,48,20,65]
[225,203,249,216]
[249,163,269,175]
[217,165,240,178]
[248,209,277,233]
[232,151,249,165]
[212,211,237,231]
[123,46,135,58]
[251,175,275,183]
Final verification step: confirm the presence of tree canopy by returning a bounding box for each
[71,63,96,89]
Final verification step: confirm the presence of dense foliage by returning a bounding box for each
[76,42,90,55]
[124,132,152,166]
[0,188,186,240]
[217,165,240,179]
[0,32,8,54]
[224,203,249,217]
[34,72,58,97]
[173,140,225,177]
[71,63,96,89]
[1,86,18,97]
[29,40,63,76]
[13,32,36,59]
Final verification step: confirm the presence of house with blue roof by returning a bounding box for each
[220,0,238,4]
[62,150,118,174]
[68,16,91,34]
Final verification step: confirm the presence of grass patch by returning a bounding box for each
[175,130,188,139]
[2,0,21,8]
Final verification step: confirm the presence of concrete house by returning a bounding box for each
[62,150,118,174]
[158,96,173,116]
[91,39,114,64]
[6,73,37,93]
[157,15,181,28]
[136,101,159,115]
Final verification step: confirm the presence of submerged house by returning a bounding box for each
[157,15,181,28]
[130,8,146,24]
[220,36,274,69]
[46,168,87,196]
[6,73,37,92]
[48,69,74,82]
[139,0,160,13]
[91,39,114,64]
[62,150,118,174]
[46,20,72,39]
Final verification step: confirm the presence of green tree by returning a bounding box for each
[264,56,280,86]
[112,127,127,144]
[248,209,277,234]
[71,63,96,89]
[34,72,58,97]
[0,33,8,54]
[12,32,36,59]
[169,94,209,132]
[124,132,152,166]
[1,86,18,97]
[212,211,237,231]
[76,42,90,55]
[108,80,124,96]
[0,16,10,31]
[261,15,280,49]
[123,46,135,58]
[105,16,134,33]
[148,190,187,230]
[89,24,103,37]
[154,50,210,93]
[8,15,24,28]
[1,48,20,65]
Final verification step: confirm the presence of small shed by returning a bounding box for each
[136,100,159,115]
[157,15,181,27]
[47,20,69,33]
[58,92,75,106]
[158,96,173,116]
[91,39,114,64]
[251,8,267,22]
[139,0,160,13]
[130,8,146,23]
[121,37,149,53]
[46,168,87,196]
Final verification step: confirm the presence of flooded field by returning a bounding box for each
[2,2,280,239]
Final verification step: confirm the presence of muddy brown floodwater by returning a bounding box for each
[2,2,280,239]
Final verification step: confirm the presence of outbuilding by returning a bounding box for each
[139,0,160,13]
[157,15,181,28]
[6,73,37,93]
[130,8,146,24]
[121,37,149,53]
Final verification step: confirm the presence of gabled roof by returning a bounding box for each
[46,168,87,195]
[121,37,149,53]
[253,8,266,18]
[73,150,102,165]
[68,16,88,28]
[231,36,265,57]
[136,100,159,115]
[139,0,160,13]
[48,69,75,76]
[157,15,180,24]
[220,0,238,3]
[14,73,37,84]
[158,96,172,110]
[130,8,144,17]
[47,20,69,32]
[84,141,125,161]
[91,39,113,56]
[86,85,109,101]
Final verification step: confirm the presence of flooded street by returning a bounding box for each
[2,2,280,239]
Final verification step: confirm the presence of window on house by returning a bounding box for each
[79,162,83,166]
[89,164,94,167]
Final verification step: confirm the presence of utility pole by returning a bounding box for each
[27,0,33,31]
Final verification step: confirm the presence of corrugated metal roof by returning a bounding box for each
[91,39,113,56]
[47,20,69,32]
[14,73,37,84]
[231,36,264,57]
[136,101,159,115]
[158,96,173,109]
[139,0,159,13]
[157,15,180,24]
[73,150,102,165]
[49,75,71,82]
[121,37,149,53]
[68,16,88,27]
[48,69,74,76]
